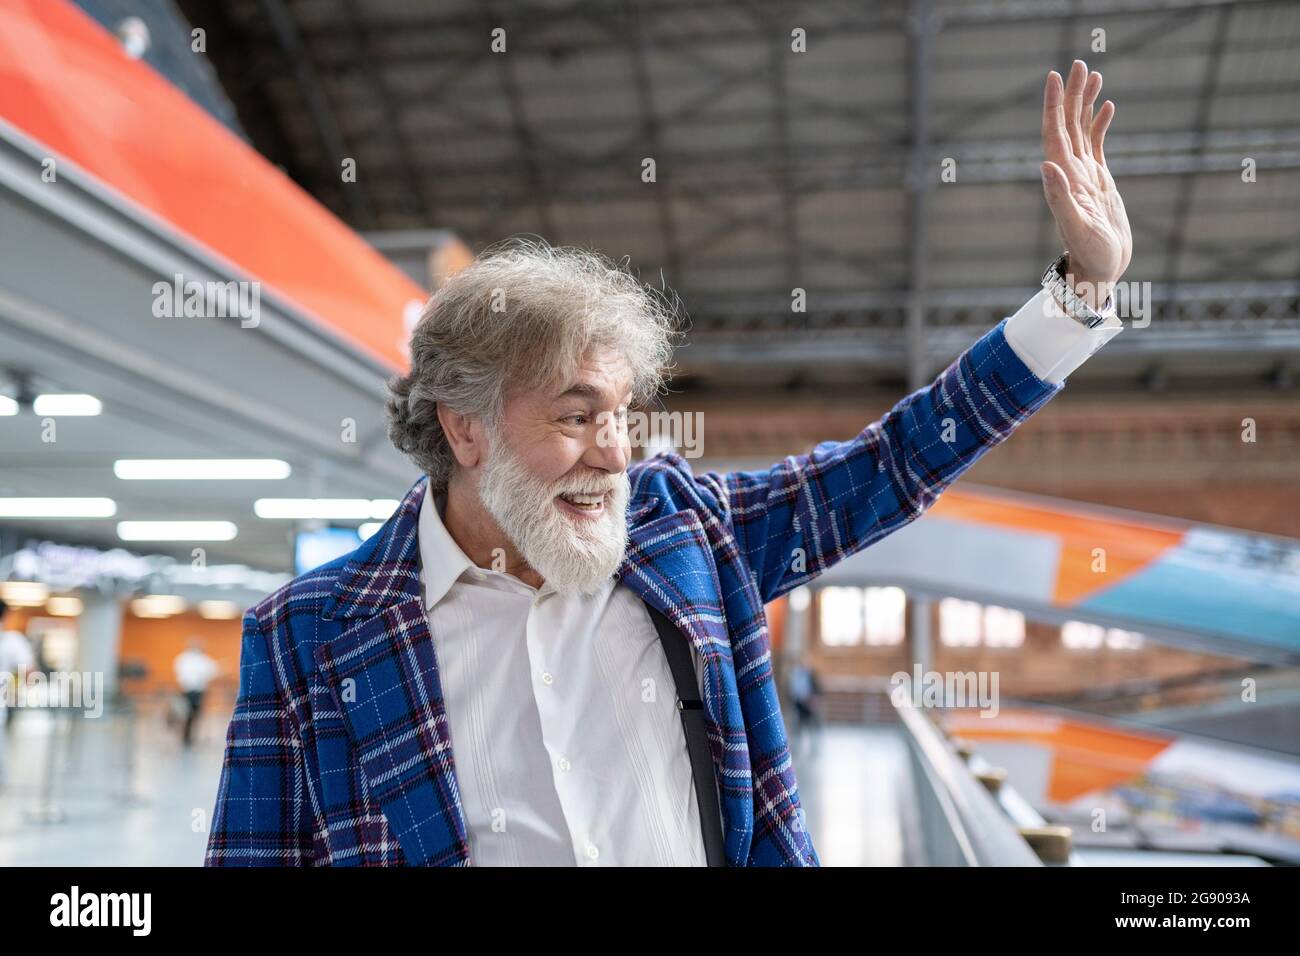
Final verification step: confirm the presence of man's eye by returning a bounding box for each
[563,414,589,426]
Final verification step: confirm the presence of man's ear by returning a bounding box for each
[437,403,484,469]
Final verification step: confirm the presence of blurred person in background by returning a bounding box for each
[789,656,823,757]
[173,637,218,749]
[0,598,35,728]
[0,598,36,791]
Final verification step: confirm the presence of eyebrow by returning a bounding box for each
[553,382,633,404]
[555,383,604,402]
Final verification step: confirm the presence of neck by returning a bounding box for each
[441,472,544,589]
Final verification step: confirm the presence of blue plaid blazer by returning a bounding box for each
[205,319,1060,866]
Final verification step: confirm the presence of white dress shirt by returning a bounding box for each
[417,489,709,866]
[1004,287,1124,385]
[413,289,1117,866]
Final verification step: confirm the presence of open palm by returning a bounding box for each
[1041,60,1133,296]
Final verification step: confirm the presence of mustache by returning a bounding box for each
[552,477,621,496]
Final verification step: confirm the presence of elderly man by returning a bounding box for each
[206,63,1131,867]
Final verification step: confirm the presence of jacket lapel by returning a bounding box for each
[316,476,471,866]
[617,504,755,866]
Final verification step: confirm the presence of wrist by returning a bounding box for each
[1041,252,1114,326]
[1070,276,1109,311]
[1060,255,1114,313]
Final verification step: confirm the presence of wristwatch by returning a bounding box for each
[1041,251,1112,328]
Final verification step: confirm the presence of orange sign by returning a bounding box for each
[0,0,428,371]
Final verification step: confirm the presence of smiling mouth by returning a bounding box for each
[556,491,607,517]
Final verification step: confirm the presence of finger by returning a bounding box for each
[1041,160,1085,230]
[1091,100,1115,166]
[1081,70,1102,140]
[1064,59,1089,160]
[1042,70,1071,162]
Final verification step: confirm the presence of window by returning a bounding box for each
[817,586,906,647]
[1061,621,1105,650]
[819,587,864,646]
[939,599,1025,648]
[1061,621,1145,651]
[1105,627,1145,650]
[939,598,982,647]
[984,605,1025,648]
[864,586,906,645]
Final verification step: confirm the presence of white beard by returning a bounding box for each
[476,435,630,596]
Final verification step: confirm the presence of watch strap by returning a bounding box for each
[1041,252,1112,329]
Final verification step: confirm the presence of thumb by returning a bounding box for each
[1040,161,1083,226]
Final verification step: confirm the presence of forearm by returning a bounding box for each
[713,313,1063,603]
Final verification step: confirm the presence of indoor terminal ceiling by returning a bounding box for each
[174,0,1300,392]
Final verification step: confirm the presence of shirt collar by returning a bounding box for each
[417,485,476,611]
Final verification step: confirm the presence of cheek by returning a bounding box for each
[526,433,587,485]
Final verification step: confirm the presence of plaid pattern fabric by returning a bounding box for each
[205,318,1060,867]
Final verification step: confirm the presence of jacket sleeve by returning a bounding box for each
[696,318,1062,605]
[204,611,320,866]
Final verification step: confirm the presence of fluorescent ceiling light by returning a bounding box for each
[358,522,383,540]
[255,498,398,520]
[117,521,237,541]
[198,600,241,620]
[0,581,49,606]
[130,594,186,617]
[0,396,16,415]
[46,596,84,616]
[32,393,102,416]
[114,459,291,480]
[0,498,117,518]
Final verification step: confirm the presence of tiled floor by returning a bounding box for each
[791,719,919,866]
[0,703,916,866]
[0,705,225,867]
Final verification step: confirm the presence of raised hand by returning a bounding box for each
[1040,60,1133,309]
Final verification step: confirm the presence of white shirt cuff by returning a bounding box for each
[1003,287,1124,386]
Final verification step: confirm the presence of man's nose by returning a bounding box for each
[585,415,630,473]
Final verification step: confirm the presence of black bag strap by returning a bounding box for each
[644,602,727,866]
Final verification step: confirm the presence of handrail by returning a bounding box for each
[895,697,1044,866]
[967,753,1086,866]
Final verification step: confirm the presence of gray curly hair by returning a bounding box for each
[386,237,682,493]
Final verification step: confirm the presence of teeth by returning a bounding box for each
[560,492,604,507]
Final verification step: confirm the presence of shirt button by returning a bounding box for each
[541,672,554,685]
[557,757,570,773]
[584,844,599,861]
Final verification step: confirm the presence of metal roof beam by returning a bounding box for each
[335,0,435,224]
[1162,3,1232,289]
[905,0,938,390]
[256,0,375,226]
